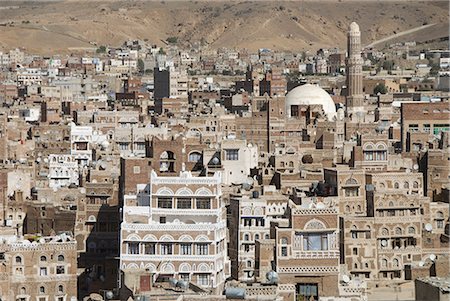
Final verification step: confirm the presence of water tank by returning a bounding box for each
[168,278,178,287]
[176,280,189,290]
[225,287,246,299]
[266,270,279,284]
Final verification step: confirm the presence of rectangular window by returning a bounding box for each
[40,267,47,276]
[177,198,192,209]
[180,273,190,282]
[143,243,156,255]
[437,220,444,229]
[119,142,129,150]
[135,142,146,150]
[128,242,140,255]
[161,243,173,255]
[196,243,209,255]
[281,246,288,256]
[345,187,359,197]
[157,197,172,209]
[197,274,209,286]
[159,216,166,224]
[196,198,211,209]
[225,149,239,160]
[56,265,65,274]
[133,166,140,174]
[180,243,192,255]
[303,234,329,251]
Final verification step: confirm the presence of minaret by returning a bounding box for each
[346,22,365,119]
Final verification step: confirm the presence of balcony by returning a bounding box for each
[292,250,340,259]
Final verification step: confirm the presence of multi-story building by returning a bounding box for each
[70,124,93,166]
[229,187,288,282]
[120,170,230,295]
[0,232,77,301]
[48,154,79,188]
[400,101,449,152]
[274,197,343,300]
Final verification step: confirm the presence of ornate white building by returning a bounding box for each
[70,123,92,166]
[48,154,79,188]
[119,170,230,294]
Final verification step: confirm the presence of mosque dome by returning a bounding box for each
[349,22,360,33]
[285,84,337,121]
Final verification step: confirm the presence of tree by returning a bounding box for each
[382,60,394,71]
[374,83,388,95]
[166,36,178,44]
[96,45,107,53]
[137,59,145,74]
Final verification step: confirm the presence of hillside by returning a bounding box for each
[0,0,448,55]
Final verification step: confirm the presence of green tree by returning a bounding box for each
[96,45,107,53]
[166,36,178,44]
[137,59,145,74]
[374,83,388,95]
[382,60,394,71]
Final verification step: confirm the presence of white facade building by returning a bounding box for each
[48,154,79,188]
[70,123,93,166]
[120,170,230,294]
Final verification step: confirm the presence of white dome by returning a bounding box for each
[285,84,337,121]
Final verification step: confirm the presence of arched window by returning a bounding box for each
[40,255,47,262]
[39,286,45,294]
[15,256,22,264]
[188,152,202,163]
[413,181,419,189]
[58,255,64,262]
[381,258,388,268]
[58,285,64,293]
[289,161,294,167]
[244,234,249,241]
[393,258,399,267]
[408,226,415,234]
[20,287,26,295]
[254,234,260,240]
[345,205,351,212]
[381,228,389,235]
[404,182,409,189]
[247,260,252,268]
[395,227,402,235]
[394,182,399,189]
[265,234,270,239]
[280,237,288,245]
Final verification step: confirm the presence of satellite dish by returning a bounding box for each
[105,291,114,299]
[39,238,45,243]
[413,164,419,170]
[211,157,220,165]
[419,261,425,267]
[381,239,387,247]
[425,223,433,232]
[316,202,326,209]
[342,275,350,283]
[429,254,436,261]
